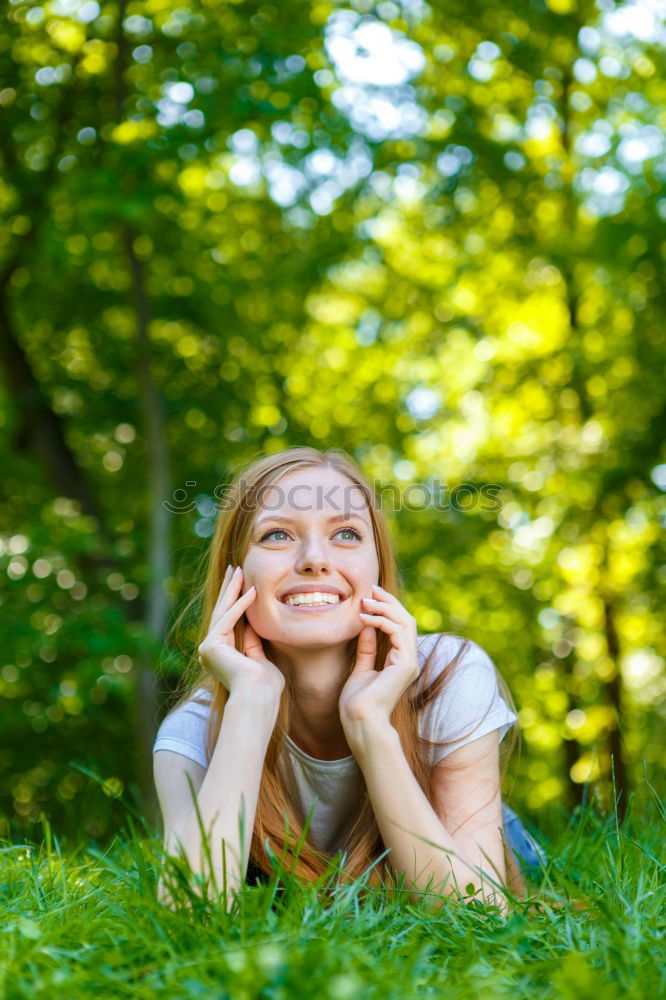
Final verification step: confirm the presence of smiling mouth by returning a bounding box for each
[280,594,347,610]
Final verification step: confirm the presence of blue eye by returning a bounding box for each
[259,527,363,542]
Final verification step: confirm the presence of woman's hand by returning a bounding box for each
[197,564,285,702]
[338,584,419,738]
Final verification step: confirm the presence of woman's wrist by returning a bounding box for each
[227,683,283,720]
[342,713,399,762]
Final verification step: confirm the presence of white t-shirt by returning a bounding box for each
[153,633,518,854]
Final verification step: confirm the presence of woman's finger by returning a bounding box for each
[361,596,405,618]
[199,638,259,674]
[209,564,234,622]
[358,611,402,635]
[362,596,417,640]
[243,622,266,660]
[199,587,256,663]
[352,625,377,673]
[211,585,256,635]
[210,567,244,630]
[371,584,402,604]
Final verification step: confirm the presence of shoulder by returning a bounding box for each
[415,633,502,711]
[415,634,517,764]
[416,632,495,680]
[153,687,213,770]
[160,687,213,724]
[178,686,214,706]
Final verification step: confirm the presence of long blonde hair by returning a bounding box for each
[162,447,521,893]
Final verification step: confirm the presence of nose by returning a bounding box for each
[294,534,330,575]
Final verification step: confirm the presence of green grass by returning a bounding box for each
[1,782,663,1000]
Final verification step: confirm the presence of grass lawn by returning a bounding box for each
[1,783,663,999]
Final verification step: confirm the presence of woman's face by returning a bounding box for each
[241,466,380,649]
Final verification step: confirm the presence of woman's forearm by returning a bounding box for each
[173,690,279,906]
[351,721,507,910]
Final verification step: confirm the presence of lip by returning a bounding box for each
[279,584,348,601]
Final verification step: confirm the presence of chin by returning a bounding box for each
[267,623,358,646]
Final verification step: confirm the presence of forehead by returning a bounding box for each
[256,466,370,521]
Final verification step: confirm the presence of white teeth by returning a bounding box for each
[284,592,342,607]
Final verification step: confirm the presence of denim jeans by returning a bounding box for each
[502,801,549,882]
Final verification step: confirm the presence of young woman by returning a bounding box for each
[153,447,547,913]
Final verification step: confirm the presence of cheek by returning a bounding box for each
[352,553,380,581]
[241,554,269,588]
[243,601,273,634]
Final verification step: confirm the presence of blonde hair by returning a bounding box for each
[162,446,521,895]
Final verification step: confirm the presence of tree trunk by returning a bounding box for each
[0,265,143,600]
[124,228,172,828]
[113,0,173,830]
[555,622,586,812]
[0,266,107,532]
[601,593,629,823]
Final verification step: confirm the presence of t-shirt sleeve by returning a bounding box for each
[152,689,212,770]
[418,636,518,767]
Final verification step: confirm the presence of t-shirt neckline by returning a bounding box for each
[281,634,436,768]
[283,732,357,768]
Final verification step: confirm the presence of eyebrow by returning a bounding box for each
[254,513,369,528]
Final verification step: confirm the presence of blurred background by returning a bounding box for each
[1,0,664,846]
